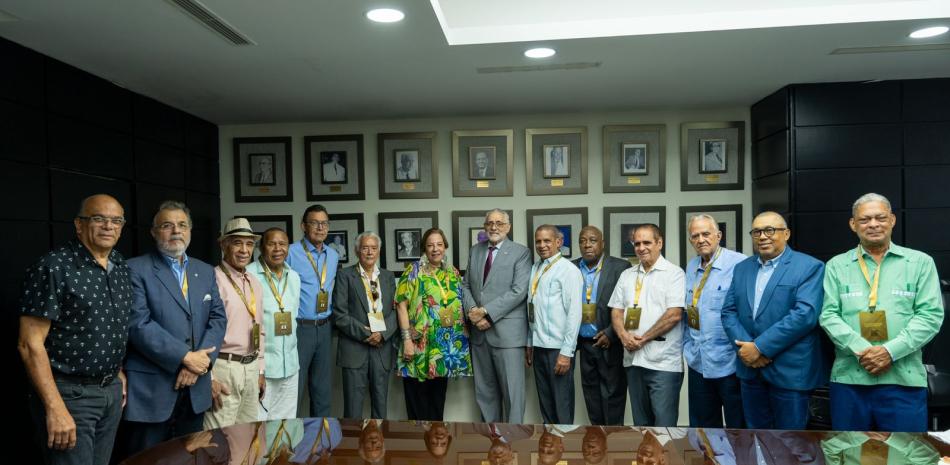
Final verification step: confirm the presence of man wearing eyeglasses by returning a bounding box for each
[721,211,827,430]
[247,227,302,420]
[820,193,943,432]
[19,195,132,465]
[462,208,531,424]
[332,232,397,419]
[285,204,339,417]
[123,200,226,456]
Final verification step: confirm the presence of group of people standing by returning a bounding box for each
[18,192,944,465]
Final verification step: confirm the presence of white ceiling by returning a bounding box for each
[0,1,948,125]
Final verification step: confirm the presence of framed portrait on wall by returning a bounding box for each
[679,204,743,268]
[602,124,666,193]
[681,121,745,191]
[326,213,364,267]
[378,132,438,199]
[525,207,588,261]
[452,129,514,197]
[393,228,422,261]
[603,206,666,264]
[326,231,349,263]
[525,127,588,196]
[379,211,438,274]
[304,134,365,201]
[233,137,293,202]
[451,209,514,273]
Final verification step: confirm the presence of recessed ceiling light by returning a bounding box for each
[909,26,948,38]
[366,8,404,23]
[524,47,556,58]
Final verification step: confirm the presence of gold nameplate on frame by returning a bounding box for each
[627,177,641,184]
[550,179,564,187]
[401,183,416,190]
[256,187,271,193]
[476,180,490,188]
[329,185,342,192]
[704,175,720,183]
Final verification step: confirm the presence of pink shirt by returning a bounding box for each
[215,261,266,372]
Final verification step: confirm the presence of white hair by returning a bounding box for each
[484,208,510,224]
[687,214,720,232]
[355,231,382,252]
[852,193,892,216]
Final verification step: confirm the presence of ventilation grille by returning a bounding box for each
[476,62,602,74]
[167,0,255,46]
[831,43,950,55]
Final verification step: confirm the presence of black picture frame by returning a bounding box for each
[680,121,745,191]
[603,206,667,260]
[327,213,365,267]
[393,228,422,262]
[233,137,293,202]
[679,204,744,268]
[326,230,350,263]
[525,207,588,260]
[379,211,439,274]
[248,153,276,186]
[451,209,515,274]
[304,134,365,201]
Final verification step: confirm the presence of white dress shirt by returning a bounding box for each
[527,253,584,357]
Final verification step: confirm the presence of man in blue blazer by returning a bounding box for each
[123,201,227,456]
[721,211,827,430]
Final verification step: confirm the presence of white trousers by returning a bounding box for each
[259,372,300,421]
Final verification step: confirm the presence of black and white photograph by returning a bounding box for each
[699,138,727,174]
[394,228,422,261]
[619,223,641,257]
[326,230,349,263]
[248,153,276,186]
[320,151,348,184]
[393,149,420,182]
[470,227,488,246]
[468,146,496,180]
[718,222,728,247]
[556,224,572,257]
[621,142,648,175]
[542,144,570,178]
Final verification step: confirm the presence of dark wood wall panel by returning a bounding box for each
[185,115,218,158]
[0,161,48,221]
[186,156,220,194]
[134,95,185,148]
[753,130,789,179]
[0,39,44,107]
[751,87,789,141]
[905,122,950,165]
[794,81,900,127]
[135,184,187,227]
[795,211,904,255]
[0,100,46,164]
[49,169,134,222]
[135,139,186,188]
[904,209,950,252]
[48,115,134,179]
[795,168,902,213]
[46,60,132,133]
[752,172,789,214]
[794,125,901,170]
[903,78,950,122]
[905,166,950,209]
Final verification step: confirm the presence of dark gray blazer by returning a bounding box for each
[571,255,631,342]
[461,240,531,348]
[332,264,397,370]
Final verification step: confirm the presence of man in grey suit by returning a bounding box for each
[572,226,630,425]
[462,208,531,424]
[333,232,397,419]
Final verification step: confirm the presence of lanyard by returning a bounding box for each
[359,268,380,312]
[301,239,328,291]
[425,262,450,306]
[309,418,332,458]
[690,247,722,308]
[633,266,648,307]
[260,258,289,311]
[530,255,562,299]
[219,265,257,319]
[181,269,189,298]
[584,257,604,304]
[856,246,882,310]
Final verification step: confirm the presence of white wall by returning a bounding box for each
[219,107,752,425]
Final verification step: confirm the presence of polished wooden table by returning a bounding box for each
[121,418,949,465]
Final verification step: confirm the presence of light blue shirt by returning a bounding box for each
[285,238,339,320]
[683,247,747,378]
[247,260,302,379]
[527,253,584,357]
[578,256,603,338]
[291,418,342,462]
[753,247,787,318]
[162,254,189,300]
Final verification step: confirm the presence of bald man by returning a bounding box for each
[721,211,827,430]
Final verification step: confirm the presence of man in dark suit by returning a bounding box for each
[462,208,531,424]
[571,226,630,425]
[333,231,397,419]
[124,200,227,455]
[721,211,827,430]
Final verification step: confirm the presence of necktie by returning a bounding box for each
[483,246,496,284]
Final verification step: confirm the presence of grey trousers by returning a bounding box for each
[341,352,392,419]
[532,347,576,424]
[472,341,526,424]
[626,365,683,426]
[29,378,123,465]
[297,319,332,417]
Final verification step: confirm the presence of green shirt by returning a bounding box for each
[820,432,939,465]
[820,243,944,387]
[247,261,302,379]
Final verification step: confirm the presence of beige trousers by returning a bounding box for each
[203,359,260,430]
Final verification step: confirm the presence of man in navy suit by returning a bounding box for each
[721,211,827,430]
[123,201,227,455]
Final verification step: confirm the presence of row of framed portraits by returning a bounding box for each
[233,122,745,203]
[238,204,742,275]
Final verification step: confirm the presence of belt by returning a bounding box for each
[219,352,259,364]
[297,318,329,326]
[55,372,116,388]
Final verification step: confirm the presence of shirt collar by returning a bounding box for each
[304,238,325,254]
[580,255,604,273]
[540,252,563,266]
[220,260,248,278]
[853,242,905,261]
[757,246,787,267]
[358,263,380,279]
[162,253,189,268]
[488,240,504,250]
[639,255,670,273]
[72,240,123,269]
[693,247,725,273]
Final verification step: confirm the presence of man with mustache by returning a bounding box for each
[205,218,266,429]
[124,200,227,455]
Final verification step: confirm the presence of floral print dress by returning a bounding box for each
[395,260,472,380]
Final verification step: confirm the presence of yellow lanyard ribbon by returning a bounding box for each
[359,269,380,312]
[425,263,450,306]
[309,418,332,458]
[219,265,257,319]
[530,255,562,300]
[260,258,289,311]
[301,239,328,291]
[697,429,720,465]
[690,247,722,308]
[633,266,647,308]
[181,270,189,299]
[856,246,882,310]
[584,257,604,304]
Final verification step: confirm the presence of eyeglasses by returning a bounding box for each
[370,280,379,301]
[749,227,787,238]
[156,221,192,231]
[305,221,330,229]
[484,221,508,229]
[78,215,126,226]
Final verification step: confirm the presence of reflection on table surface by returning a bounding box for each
[121,418,950,465]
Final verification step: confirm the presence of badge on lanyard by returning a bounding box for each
[624,306,641,330]
[581,303,596,324]
[687,306,700,330]
[368,311,387,332]
[317,291,329,312]
[251,322,261,351]
[859,310,888,342]
[438,306,456,328]
[274,312,292,336]
[527,303,535,324]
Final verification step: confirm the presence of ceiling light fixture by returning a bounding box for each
[366,8,404,23]
[524,47,556,58]
[909,26,948,38]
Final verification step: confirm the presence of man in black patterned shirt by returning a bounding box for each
[17,194,133,465]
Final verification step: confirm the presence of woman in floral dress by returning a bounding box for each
[395,227,472,420]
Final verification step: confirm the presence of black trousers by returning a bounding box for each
[578,338,627,425]
[403,377,448,421]
[120,390,204,460]
[533,347,576,424]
